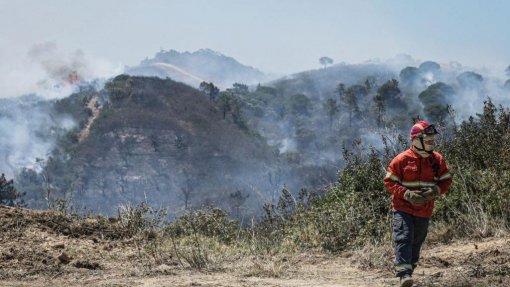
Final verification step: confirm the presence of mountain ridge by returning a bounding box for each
[126,49,269,88]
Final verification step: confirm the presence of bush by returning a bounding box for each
[165,208,239,244]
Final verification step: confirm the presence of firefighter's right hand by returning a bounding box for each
[404,190,427,205]
[421,186,440,201]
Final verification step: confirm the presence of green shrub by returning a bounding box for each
[164,208,239,244]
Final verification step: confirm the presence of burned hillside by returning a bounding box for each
[17,75,333,217]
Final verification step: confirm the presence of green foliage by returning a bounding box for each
[117,202,167,237]
[0,174,23,206]
[217,91,233,119]
[418,82,455,122]
[319,56,334,68]
[54,90,95,129]
[255,84,278,96]
[305,144,391,251]
[232,83,249,96]
[199,81,220,101]
[419,61,441,74]
[237,99,510,254]
[373,79,406,127]
[457,71,483,89]
[323,98,339,129]
[335,83,346,100]
[216,90,246,129]
[372,93,385,127]
[165,208,239,244]
[288,93,311,115]
[201,97,509,254]
[14,71,510,262]
[399,66,422,87]
[105,74,133,103]
[434,99,510,236]
[295,124,315,149]
[377,79,403,108]
[339,84,367,126]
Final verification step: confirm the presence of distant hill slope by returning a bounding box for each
[232,63,399,168]
[125,49,269,88]
[268,62,397,100]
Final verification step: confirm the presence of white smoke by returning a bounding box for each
[0,41,122,177]
[422,72,435,86]
[0,41,122,99]
[0,96,75,177]
[278,138,297,153]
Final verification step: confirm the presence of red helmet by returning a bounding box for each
[410,120,438,139]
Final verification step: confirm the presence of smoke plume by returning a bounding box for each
[0,42,121,177]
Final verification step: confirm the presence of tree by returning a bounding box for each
[418,82,455,122]
[217,91,233,119]
[230,98,246,129]
[505,65,510,77]
[340,89,358,128]
[215,90,246,129]
[179,169,194,210]
[378,79,405,109]
[340,85,367,127]
[199,81,220,101]
[289,93,311,115]
[324,98,339,129]
[36,157,53,209]
[373,93,385,128]
[419,61,441,74]
[336,83,346,102]
[364,76,377,93]
[319,57,334,68]
[232,83,249,96]
[374,79,406,127]
[457,71,483,89]
[0,174,19,206]
[399,66,422,88]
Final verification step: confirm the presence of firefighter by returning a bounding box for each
[384,120,453,287]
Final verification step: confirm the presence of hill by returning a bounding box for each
[17,75,333,217]
[125,49,269,88]
[14,58,510,217]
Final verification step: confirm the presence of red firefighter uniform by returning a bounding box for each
[384,148,452,218]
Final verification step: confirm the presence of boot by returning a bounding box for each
[400,274,413,287]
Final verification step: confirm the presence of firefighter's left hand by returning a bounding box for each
[421,186,440,201]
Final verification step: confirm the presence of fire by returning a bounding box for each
[67,70,80,84]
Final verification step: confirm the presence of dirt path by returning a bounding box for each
[78,95,100,142]
[1,207,509,287]
[3,236,509,287]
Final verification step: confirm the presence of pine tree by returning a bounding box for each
[0,174,19,206]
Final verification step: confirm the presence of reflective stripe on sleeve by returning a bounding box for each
[439,172,452,181]
[385,172,401,183]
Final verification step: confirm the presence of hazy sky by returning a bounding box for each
[1,0,509,78]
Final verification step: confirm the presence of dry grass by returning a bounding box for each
[237,255,292,278]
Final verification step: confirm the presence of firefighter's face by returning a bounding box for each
[422,134,435,150]
[423,134,435,144]
[412,134,435,151]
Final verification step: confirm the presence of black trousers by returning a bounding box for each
[392,210,429,277]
